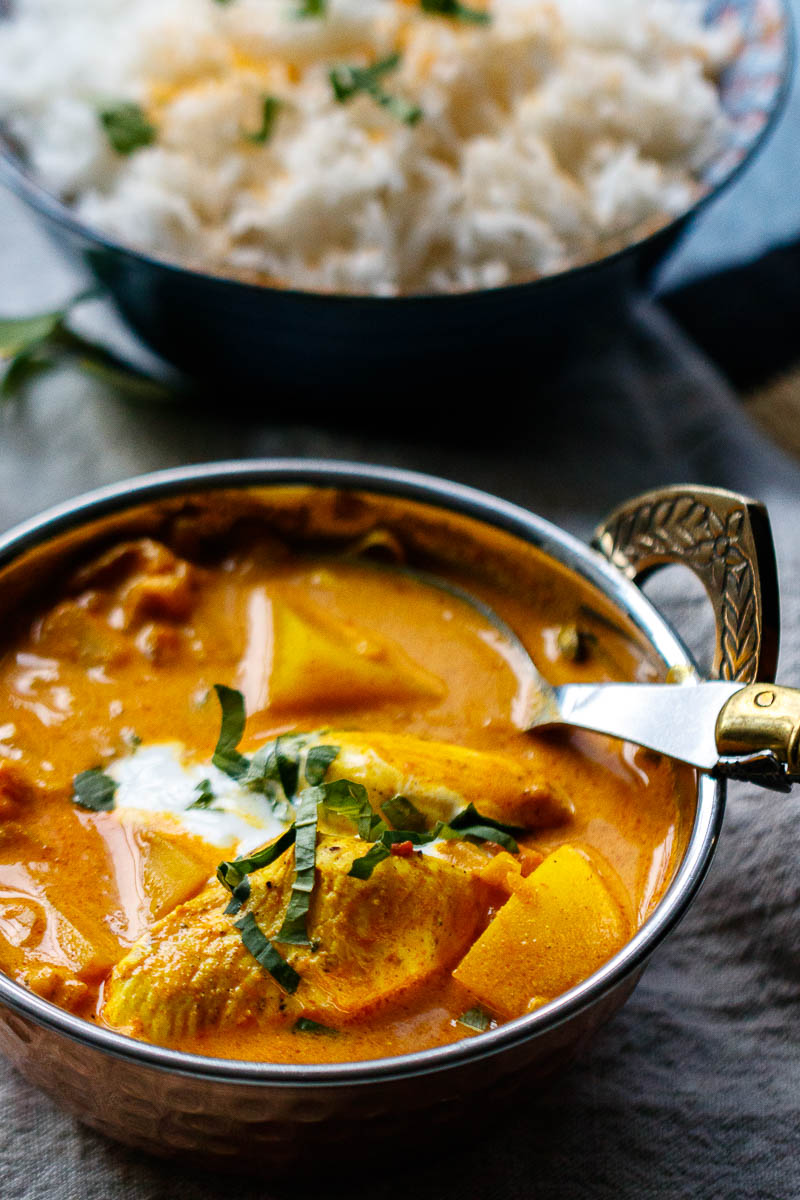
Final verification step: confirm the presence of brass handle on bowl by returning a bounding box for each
[592,485,779,685]
[593,486,799,792]
[716,684,800,775]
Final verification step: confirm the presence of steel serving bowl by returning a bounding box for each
[0,0,793,400]
[0,460,782,1171]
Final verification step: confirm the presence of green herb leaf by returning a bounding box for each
[421,0,490,24]
[0,311,63,359]
[276,786,321,946]
[234,912,300,994]
[275,735,304,799]
[187,778,216,810]
[329,54,422,126]
[304,744,340,786]
[348,802,522,878]
[0,302,75,401]
[73,768,118,812]
[243,95,282,145]
[0,290,172,404]
[458,1007,491,1032]
[99,102,156,156]
[347,841,392,880]
[380,794,427,832]
[0,349,57,401]
[217,825,297,891]
[292,1017,338,1036]
[223,876,251,915]
[319,777,383,840]
[211,684,250,779]
[296,0,326,16]
[447,802,521,853]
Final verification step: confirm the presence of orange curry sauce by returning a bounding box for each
[0,494,694,1063]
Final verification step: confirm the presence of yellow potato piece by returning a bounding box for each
[265,599,446,712]
[103,834,484,1044]
[138,829,219,921]
[452,844,631,1018]
[321,730,574,830]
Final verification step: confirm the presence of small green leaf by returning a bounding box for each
[223,876,251,915]
[347,841,391,880]
[380,794,427,832]
[211,684,250,779]
[347,802,522,879]
[275,735,303,799]
[234,912,300,994]
[296,0,325,16]
[73,768,118,812]
[447,802,521,853]
[458,1007,491,1032]
[217,825,297,891]
[292,1017,338,1036]
[0,349,57,401]
[329,54,422,126]
[304,744,340,786]
[0,311,63,359]
[187,778,216,810]
[243,95,282,145]
[319,777,382,840]
[420,0,490,25]
[99,102,156,156]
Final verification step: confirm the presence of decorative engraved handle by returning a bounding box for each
[592,486,780,685]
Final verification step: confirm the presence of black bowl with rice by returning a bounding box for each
[0,0,792,402]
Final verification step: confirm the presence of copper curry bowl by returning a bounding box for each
[0,461,783,1170]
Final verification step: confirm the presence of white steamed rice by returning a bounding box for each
[0,0,737,295]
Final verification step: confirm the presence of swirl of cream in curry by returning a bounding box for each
[0,492,694,1063]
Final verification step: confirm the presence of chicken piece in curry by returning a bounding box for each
[0,499,693,1062]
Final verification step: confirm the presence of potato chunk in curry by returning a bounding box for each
[453,845,632,1018]
[103,835,485,1044]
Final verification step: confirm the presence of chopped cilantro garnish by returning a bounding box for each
[234,912,300,994]
[421,0,490,24]
[329,54,422,126]
[99,102,156,156]
[243,95,282,145]
[458,1007,491,1032]
[73,768,118,812]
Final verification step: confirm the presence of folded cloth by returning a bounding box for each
[0,196,799,1200]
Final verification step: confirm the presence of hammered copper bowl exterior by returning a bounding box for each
[0,461,724,1169]
[0,974,641,1171]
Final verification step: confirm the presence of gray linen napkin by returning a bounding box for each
[1,195,799,1200]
